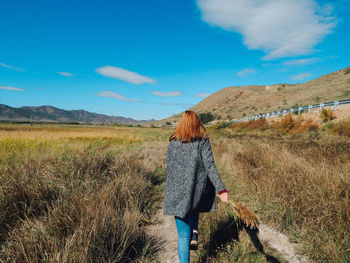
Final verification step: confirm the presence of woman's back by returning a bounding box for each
[164,138,226,218]
[163,110,229,263]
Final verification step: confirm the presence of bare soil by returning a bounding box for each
[148,209,309,263]
[259,224,308,263]
[146,208,179,263]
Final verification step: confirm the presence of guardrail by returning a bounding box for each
[231,98,350,123]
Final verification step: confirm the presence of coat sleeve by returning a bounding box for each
[201,138,226,193]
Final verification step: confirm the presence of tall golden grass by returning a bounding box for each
[0,124,169,262]
[196,132,350,262]
[2,122,349,262]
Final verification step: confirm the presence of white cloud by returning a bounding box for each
[237,68,256,77]
[0,86,26,91]
[96,65,156,85]
[0,62,25,71]
[58,72,73,77]
[0,62,12,69]
[195,92,212,98]
[149,90,182,97]
[283,58,318,66]
[291,73,312,81]
[197,0,336,60]
[97,91,141,102]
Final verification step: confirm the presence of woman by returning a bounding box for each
[163,110,229,263]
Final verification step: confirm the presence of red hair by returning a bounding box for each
[169,111,208,142]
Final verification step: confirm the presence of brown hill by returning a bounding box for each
[163,66,350,125]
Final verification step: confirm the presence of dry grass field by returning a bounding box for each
[195,116,350,262]
[0,124,169,263]
[0,119,349,262]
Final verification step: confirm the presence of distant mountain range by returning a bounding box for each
[0,104,153,124]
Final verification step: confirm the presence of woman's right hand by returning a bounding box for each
[219,192,229,204]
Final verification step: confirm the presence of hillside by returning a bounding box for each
[0,104,152,124]
[163,66,350,124]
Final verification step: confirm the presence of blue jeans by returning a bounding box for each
[174,213,199,263]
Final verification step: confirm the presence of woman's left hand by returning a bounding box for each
[219,192,229,204]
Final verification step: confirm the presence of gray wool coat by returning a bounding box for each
[163,138,226,218]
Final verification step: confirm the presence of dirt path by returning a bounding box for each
[147,209,309,263]
[258,224,308,263]
[146,208,179,263]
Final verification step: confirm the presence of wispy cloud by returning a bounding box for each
[278,68,290,72]
[291,73,312,81]
[195,92,211,98]
[237,68,256,77]
[0,62,12,69]
[0,86,26,91]
[149,90,182,97]
[97,91,141,102]
[0,62,25,71]
[96,65,156,85]
[197,0,336,60]
[283,58,318,66]
[58,72,73,77]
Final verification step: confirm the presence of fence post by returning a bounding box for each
[298,106,303,114]
[320,103,324,111]
[334,101,339,111]
[308,105,312,113]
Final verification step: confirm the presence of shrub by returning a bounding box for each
[272,113,299,133]
[211,122,230,130]
[231,118,269,132]
[328,119,350,137]
[293,119,319,133]
[314,96,321,102]
[271,114,320,134]
[320,108,336,123]
[199,112,215,124]
[222,114,321,135]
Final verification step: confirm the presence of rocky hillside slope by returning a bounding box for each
[163,66,350,124]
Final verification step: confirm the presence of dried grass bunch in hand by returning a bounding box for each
[217,194,259,230]
[230,201,259,229]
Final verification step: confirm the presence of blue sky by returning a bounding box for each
[1,0,349,120]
